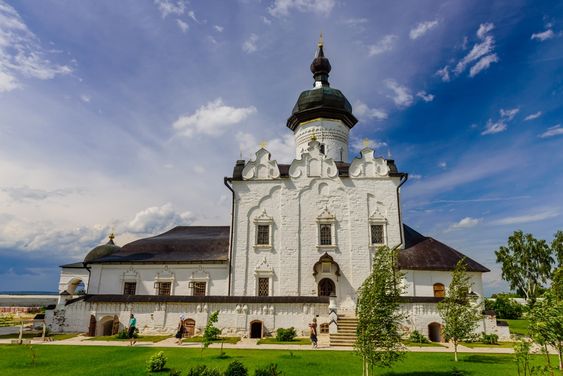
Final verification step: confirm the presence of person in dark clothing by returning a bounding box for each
[128,314,137,346]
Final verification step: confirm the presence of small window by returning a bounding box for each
[371,224,384,245]
[319,144,326,155]
[433,283,445,298]
[155,281,171,296]
[258,277,269,296]
[320,224,332,245]
[320,323,329,334]
[256,225,270,245]
[123,282,136,295]
[192,282,206,296]
[322,262,331,273]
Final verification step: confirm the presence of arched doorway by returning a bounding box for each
[428,322,442,342]
[183,319,195,338]
[250,320,263,339]
[98,316,114,336]
[318,278,336,297]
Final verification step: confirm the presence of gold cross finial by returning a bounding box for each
[318,32,324,47]
[362,138,371,148]
[259,141,268,149]
[311,133,317,142]
[109,229,115,241]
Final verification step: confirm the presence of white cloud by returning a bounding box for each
[416,91,434,102]
[524,111,542,121]
[469,53,499,77]
[126,203,192,234]
[476,22,494,39]
[455,35,494,74]
[154,0,185,17]
[384,79,413,107]
[176,19,189,32]
[492,211,558,225]
[538,124,563,138]
[236,132,295,164]
[448,217,481,231]
[0,1,72,92]
[242,34,259,53]
[173,98,257,137]
[436,66,450,82]
[531,29,555,41]
[262,16,272,25]
[481,119,506,135]
[438,161,447,169]
[353,100,387,121]
[410,174,422,180]
[368,35,397,56]
[409,20,439,40]
[80,94,91,103]
[350,138,387,152]
[1,185,80,202]
[499,108,519,121]
[213,25,224,32]
[187,10,198,23]
[268,0,335,17]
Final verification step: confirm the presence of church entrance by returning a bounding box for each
[318,278,336,297]
[250,320,263,339]
[183,319,195,337]
[428,322,443,342]
[99,316,114,336]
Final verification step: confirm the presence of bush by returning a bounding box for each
[168,369,181,376]
[490,295,524,319]
[275,327,296,342]
[186,365,221,376]
[481,332,499,345]
[408,330,430,344]
[254,364,282,376]
[224,361,248,376]
[146,351,167,373]
[115,328,138,339]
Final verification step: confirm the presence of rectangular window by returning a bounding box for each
[156,281,171,296]
[258,277,269,296]
[320,224,332,245]
[123,282,136,295]
[192,282,206,296]
[256,225,270,245]
[371,224,384,245]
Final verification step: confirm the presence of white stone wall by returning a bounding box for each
[54,301,330,338]
[232,142,403,312]
[403,270,485,301]
[294,119,350,161]
[87,264,228,296]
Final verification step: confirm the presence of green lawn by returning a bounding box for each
[505,319,530,336]
[402,340,446,348]
[0,332,80,341]
[86,335,171,343]
[461,342,514,348]
[0,345,559,376]
[182,336,241,344]
[257,337,311,345]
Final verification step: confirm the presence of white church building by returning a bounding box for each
[47,41,508,344]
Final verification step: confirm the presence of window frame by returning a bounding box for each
[257,277,269,297]
[253,210,273,250]
[433,283,445,298]
[191,281,207,297]
[316,208,336,250]
[123,281,137,295]
[154,281,172,296]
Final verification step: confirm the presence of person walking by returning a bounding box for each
[175,315,186,345]
[309,318,318,349]
[128,313,137,346]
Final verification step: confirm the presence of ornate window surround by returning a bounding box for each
[253,210,273,251]
[121,267,140,295]
[189,267,210,296]
[316,207,336,250]
[154,266,175,295]
[368,210,387,248]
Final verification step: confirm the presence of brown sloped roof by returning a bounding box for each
[399,225,490,272]
[90,226,229,264]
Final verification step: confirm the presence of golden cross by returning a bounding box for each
[311,133,317,142]
[362,138,371,148]
[259,141,268,149]
[318,32,324,47]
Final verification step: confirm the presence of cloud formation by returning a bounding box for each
[492,211,558,225]
[409,20,438,40]
[242,34,259,53]
[236,132,295,164]
[154,0,186,18]
[481,107,519,135]
[173,98,257,137]
[416,91,434,102]
[1,186,81,202]
[538,124,563,138]
[531,29,555,41]
[268,0,335,17]
[384,79,413,107]
[368,35,397,56]
[447,217,481,231]
[126,203,192,234]
[353,100,388,121]
[524,111,542,121]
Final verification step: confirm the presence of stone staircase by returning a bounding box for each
[329,315,358,347]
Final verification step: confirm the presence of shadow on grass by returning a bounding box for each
[461,355,511,364]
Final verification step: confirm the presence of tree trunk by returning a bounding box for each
[454,341,458,362]
[544,344,554,376]
[557,341,562,371]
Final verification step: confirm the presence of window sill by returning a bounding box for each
[316,245,337,251]
[253,245,272,251]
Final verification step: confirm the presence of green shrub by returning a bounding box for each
[224,360,248,376]
[186,365,221,376]
[489,295,524,319]
[168,369,181,376]
[481,332,499,345]
[146,351,167,373]
[254,364,282,376]
[115,328,138,339]
[275,327,296,342]
[408,330,430,344]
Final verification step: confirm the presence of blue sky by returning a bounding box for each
[0,0,561,294]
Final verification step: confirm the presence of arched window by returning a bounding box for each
[318,278,335,297]
[433,283,445,298]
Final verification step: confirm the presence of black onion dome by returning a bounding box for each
[84,234,121,263]
[287,39,358,131]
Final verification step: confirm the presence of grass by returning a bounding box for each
[402,340,446,348]
[0,332,80,341]
[182,336,241,344]
[461,342,514,348]
[86,335,171,343]
[257,337,311,345]
[505,319,530,336]
[0,345,559,376]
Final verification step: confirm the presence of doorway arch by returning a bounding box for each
[250,320,263,339]
[98,316,114,336]
[428,322,442,342]
[318,278,336,297]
